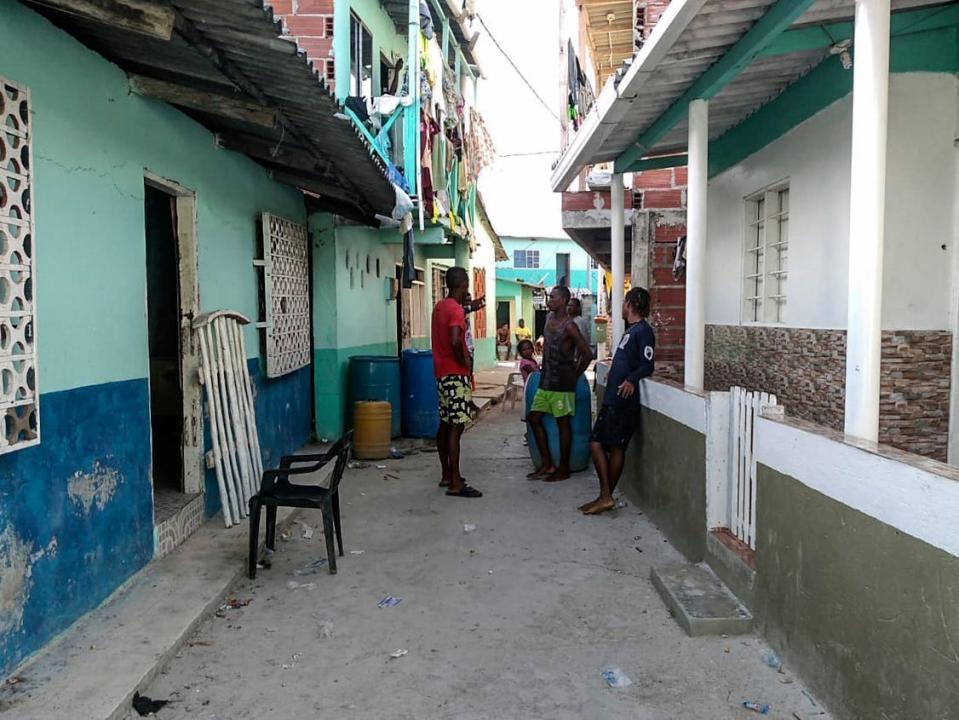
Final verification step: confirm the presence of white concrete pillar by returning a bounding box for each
[844,0,890,442]
[685,98,708,390]
[611,173,626,346]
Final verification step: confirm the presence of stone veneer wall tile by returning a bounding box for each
[704,325,952,462]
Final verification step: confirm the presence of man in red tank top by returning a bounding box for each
[431,267,482,498]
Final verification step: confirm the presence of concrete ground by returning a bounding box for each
[132,410,831,720]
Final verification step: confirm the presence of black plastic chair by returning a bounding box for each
[248,431,353,579]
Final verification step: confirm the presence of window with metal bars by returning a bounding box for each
[743,182,789,324]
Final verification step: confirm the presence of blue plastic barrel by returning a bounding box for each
[524,372,592,472]
[401,349,440,438]
[349,356,401,438]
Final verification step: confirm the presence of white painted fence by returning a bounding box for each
[729,387,778,549]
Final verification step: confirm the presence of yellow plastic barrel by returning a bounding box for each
[353,401,392,460]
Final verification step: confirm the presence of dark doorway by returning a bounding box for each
[144,184,184,496]
[395,264,405,355]
[556,253,570,286]
[496,301,510,329]
[535,308,548,341]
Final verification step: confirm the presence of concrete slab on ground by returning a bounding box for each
[651,562,753,638]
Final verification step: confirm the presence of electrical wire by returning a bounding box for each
[474,13,562,125]
[497,150,562,158]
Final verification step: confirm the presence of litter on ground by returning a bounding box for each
[389,649,408,659]
[292,559,328,576]
[377,595,404,608]
[287,581,316,591]
[601,667,633,688]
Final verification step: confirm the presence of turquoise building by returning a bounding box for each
[0,0,497,677]
[495,236,600,339]
[496,236,601,294]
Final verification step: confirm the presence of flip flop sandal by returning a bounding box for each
[439,477,466,488]
[445,484,483,498]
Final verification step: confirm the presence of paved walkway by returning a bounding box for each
[132,411,831,720]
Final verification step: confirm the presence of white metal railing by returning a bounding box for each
[729,387,778,549]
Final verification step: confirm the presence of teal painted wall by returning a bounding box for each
[495,279,535,341]
[497,237,600,294]
[334,0,408,101]
[3,2,305,394]
[313,219,402,438]
[0,2,311,676]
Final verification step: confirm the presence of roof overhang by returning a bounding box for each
[551,0,958,192]
[22,0,396,222]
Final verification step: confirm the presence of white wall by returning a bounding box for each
[706,73,959,331]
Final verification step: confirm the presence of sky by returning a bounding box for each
[474,0,567,239]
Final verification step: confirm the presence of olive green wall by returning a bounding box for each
[623,407,707,561]
[754,466,959,720]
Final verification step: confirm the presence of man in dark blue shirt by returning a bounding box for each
[580,286,655,515]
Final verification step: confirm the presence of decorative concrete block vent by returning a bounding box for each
[0,76,39,454]
[256,213,311,378]
[651,563,752,638]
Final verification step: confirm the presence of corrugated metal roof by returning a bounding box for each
[551,0,951,190]
[22,0,396,221]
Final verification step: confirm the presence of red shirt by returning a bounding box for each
[432,298,470,378]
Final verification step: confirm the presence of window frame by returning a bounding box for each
[349,12,374,98]
[513,249,539,269]
[742,180,789,325]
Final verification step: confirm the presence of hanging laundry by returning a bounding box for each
[345,96,370,123]
[402,229,416,288]
[467,108,496,179]
[432,132,448,191]
[392,183,414,222]
[389,165,410,194]
[673,235,687,280]
[419,0,435,39]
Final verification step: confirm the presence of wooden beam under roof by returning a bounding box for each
[27,0,175,40]
[269,169,359,207]
[215,132,333,176]
[129,74,277,128]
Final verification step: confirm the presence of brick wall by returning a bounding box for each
[634,166,687,210]
[633,167,687,383]
[269,0,336,88]
[704,325,953,462]
[647,211,686,382]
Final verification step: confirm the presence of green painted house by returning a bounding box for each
[0,0,498,678]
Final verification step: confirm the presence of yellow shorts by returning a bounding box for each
[530,389,576,418]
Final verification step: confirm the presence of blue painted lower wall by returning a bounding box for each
[1,359,312,675]
[0,379,154,676]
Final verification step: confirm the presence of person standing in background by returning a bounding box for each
[580,287,655,515]
[567,297,593,366]
[526,286,592,482]
[431,267,482,498]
